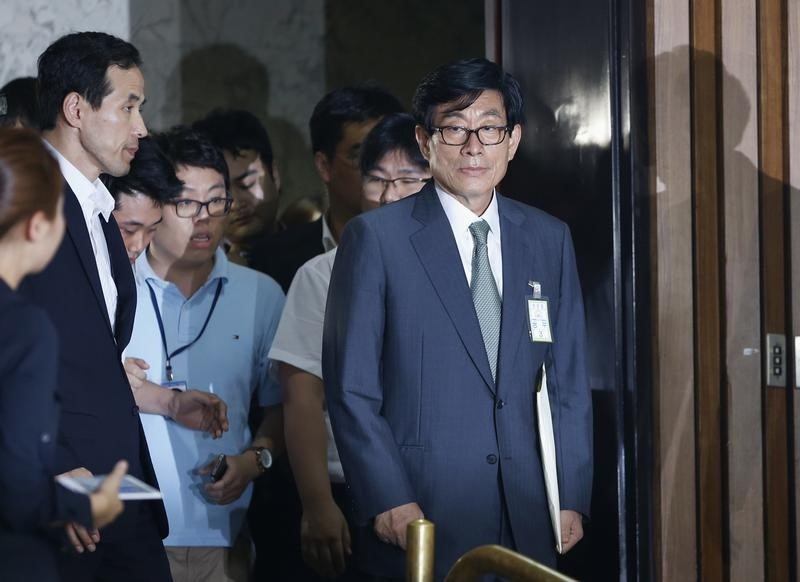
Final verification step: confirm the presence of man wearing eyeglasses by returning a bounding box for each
[249,85,403,292]
[323,58,592,580]
[271,113,430,581]
[125,126,286,582]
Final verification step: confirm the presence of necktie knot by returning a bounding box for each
[469,219,491,247]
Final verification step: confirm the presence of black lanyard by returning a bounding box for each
[145,279,224,381]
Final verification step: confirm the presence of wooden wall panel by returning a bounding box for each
[757,0,790,579]
[652,1,697,579]
[650,0,798,578]
[689,1,724,580]
[720,0,764,580]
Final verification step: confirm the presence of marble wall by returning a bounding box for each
[0,0,129,84]
[0,0,325,208]
[131,0,326,210]
[1,0,484,211]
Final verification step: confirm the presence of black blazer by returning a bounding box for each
[249,216,325,292]
[0,279,93,581]
[18,185,168,542]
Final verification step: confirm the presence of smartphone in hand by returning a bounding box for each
[210,454,228,482]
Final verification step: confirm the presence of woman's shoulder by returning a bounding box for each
[0,289,57,356]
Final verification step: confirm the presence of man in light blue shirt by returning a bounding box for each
[126,126,285,582]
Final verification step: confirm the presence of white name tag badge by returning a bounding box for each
[162,380,188,391]
[527,298,553,343]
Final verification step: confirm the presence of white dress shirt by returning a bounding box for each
[435,183,503,297]
[44,141,118,331]
[268,248,345,483]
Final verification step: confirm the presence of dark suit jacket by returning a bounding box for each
[18,184,168,543]
[250,216,325,292]
[323,183,593,579]
[0,279,92,581]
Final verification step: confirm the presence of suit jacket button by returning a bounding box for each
[486,454,498,464]
[132,405,140,415]
[496,399,505,409]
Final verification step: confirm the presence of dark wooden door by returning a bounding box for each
[487,0,651,580]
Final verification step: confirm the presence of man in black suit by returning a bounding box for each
[249,85,402,291]
[19,32,219,582]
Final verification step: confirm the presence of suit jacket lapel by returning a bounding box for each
[100,214,134,347]
[496,195,548,394]
[64,185,114,334]
[410,184,496,394]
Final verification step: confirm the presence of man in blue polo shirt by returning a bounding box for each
[125,126,285,582]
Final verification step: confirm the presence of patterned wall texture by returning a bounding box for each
[131,0,325,210]
[0,0,129,83]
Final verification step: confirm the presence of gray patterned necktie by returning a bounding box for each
[469,219,501,380]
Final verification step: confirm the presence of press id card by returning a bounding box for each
[527,298,553,343]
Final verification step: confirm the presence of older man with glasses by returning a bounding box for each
[323,58,592,580]
[124,126,286,582]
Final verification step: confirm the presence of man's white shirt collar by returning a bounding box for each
[435,182,503,296]
[435,182,501,235]
[321,214,336,252]
[43,140,115,222]
[137,247,230,292]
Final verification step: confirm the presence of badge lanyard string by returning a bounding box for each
[145,279,223,382]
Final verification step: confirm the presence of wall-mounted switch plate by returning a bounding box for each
[766,334,786,387]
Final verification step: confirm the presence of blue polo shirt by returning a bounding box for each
[128,248,284,547]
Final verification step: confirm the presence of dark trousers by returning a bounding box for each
[56,512,171,582]
[249,458,360,581]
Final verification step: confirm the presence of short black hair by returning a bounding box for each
[37,31,142,131]
[360,113,428,175]
[105,136,183,206]
[412,58,525,131]
[0,77,39,129]
[309,85,403,159]
[155,125,230,190]
[193,108,275,179]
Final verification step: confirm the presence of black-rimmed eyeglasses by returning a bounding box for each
[363,175,430,193]
[171,197,233,218]
[432,125,510,146]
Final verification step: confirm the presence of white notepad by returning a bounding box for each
[537,366,563,553]
[56,474,162,500]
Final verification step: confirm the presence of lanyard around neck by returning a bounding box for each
[145,278,224,382]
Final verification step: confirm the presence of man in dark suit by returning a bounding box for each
[18,31,217,582]
[249,85,402,291]
[246,85,402,581]
[323,58,593,579]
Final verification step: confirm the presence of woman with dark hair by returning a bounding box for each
[0,128,127,581]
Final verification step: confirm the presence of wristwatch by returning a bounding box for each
[248,446,273,474]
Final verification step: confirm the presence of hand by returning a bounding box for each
[124,357,149,391]
[559,509,584,553]
[168,390,229,438]
[374,502,424,549]
[89,460,127,529]
[300,499,352,578]
[58,467,101,553]
[200,453,259,505]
